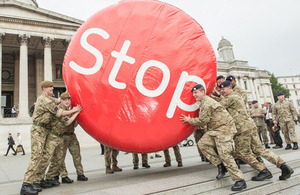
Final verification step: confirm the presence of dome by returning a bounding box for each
[218,37,232,49]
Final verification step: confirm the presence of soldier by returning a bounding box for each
[20,81,81,195]
[34,92,82,187]
[226,75,248,107]
[104,145,122,174]
[193,125,208,162]
[273,92,299,150]
[219,81,294,181]
[163,145,183,167]
[211,75,225,101]
[264,102,276,145]
[132,153,150,169]
[180,84,246,191]
[250,100,270,149]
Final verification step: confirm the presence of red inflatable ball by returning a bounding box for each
[63,0,216,153]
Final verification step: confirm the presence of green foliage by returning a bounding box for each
[269,73,290,102]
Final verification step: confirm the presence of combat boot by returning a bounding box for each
[142,163,151,168]
[106,166,114,174]
[32,183,42,192]
[62,177,74,184]
[293,142,298,150]
[40,179,52,189]
[251,168,272,181]
[177,161,183,167]
[231,179,247,191]
[133,164,139,169]
[201,157,206,162]
[53,176,59,181]
[279,163,294,180]
[112,165,123,172]
[235,159,240,169]
[77,174,88,181]
[285,144,292,150]
[20,182,38,195]
[45,178,60,187]
[216,163,226,180]
[163,162,171,167]
[256,157,264,163]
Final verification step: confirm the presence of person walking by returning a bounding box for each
[4,133,17,156]
[16,133,25,155]
[104,145,122,174]
[163,145,183,167]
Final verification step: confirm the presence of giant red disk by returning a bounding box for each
[63,0,216,153]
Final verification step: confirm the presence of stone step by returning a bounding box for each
[150,160,300,195]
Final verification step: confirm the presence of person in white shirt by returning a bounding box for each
[16,133,25,155]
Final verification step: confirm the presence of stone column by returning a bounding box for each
[0,33,4,118]
[43,37,53,81]
[18,34,30,118]
[261,84,267,101]
[253,79,260,99]
[268,83,275,104]
[35,53,43,97]
[249,78,257,101]
[13,52,20,106]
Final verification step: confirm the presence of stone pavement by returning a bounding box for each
[1,125,300,195]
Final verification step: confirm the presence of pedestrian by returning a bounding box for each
[149,152,162,159]
[132,153,150,169]
[180,84,246,191]
[100,143,104,155]
[20,81,82,195]
[11,105,17,118]
[4,133,17,156]
[16,132,25,155]
[250,100,270,149]
[273,92,299,150]
[264,102,275,145]
[272,122,283,149]
[104,145,122,174]
[163,145,183,167]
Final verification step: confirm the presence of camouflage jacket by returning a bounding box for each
[32,93,63,124]
[273,100,298,122]
[210,86,222,102]
[250,107,265,127]
[232,84,248,107]
[189,95,236,136]
[50,104,74,134]
[219,92,255,134]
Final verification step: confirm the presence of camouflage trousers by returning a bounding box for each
[57,133,84,177]
[132,153,148,165]
[34,133,63,182]
[256,126,269,145]
[194,128,206,157]
[45,139,64,179]
[163,145,182,163]
[199,133,244,182]
[281,120,297,144]
[23,126,49,184]
[250,128,285,168]
[234,131,266,172]
[104,145,119,167]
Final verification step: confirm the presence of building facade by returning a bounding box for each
[277,75,300,114]
[0,0,274,124]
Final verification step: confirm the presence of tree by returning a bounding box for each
[269,73,290,102]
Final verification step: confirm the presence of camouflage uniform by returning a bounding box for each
[193,125,207,157]
[163,145,182,164]
[189,95,244,182]
[250,107,269,145]
[250,126,285,167]
[210,86,222,102]
[232,84,248,107]
[219,92,266,172]
[23,93,63,184]
[273,100,298,144]
[35,104,73,182]
[132,153,148,165]
[104,145,119,167]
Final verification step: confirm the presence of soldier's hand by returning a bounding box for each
[180,114,191,123]
[73,105,82,112]
[295,117,298,121]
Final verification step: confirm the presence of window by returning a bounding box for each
[297,100,300,106]
[286,85,288,89]
[293,85,296,89]
[284,79,287,82]
[292,78,294,81]
[244,80,248,90]
[296,91,298,96]
[289,100,294,105]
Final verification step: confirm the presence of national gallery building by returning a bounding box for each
[0,0,274,124]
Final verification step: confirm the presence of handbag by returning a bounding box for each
[17,145,23,153]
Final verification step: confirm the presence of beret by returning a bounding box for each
[219,81,231,88]
[226,75,236,81]
[252,100,258,104]
[60,92,70,99]
[277,92,284,96]
[191,84,204,92]
[40,80,54,88]
[216,75,225,81]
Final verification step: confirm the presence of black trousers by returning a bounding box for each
[5,145,16,155]
[17,144,25,155]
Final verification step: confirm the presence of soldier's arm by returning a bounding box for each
[189,106,212,126]
[62,111,81,126]
[218,97,233,109]
[289,102,298,119]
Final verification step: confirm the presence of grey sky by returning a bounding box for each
[37,0,300,77]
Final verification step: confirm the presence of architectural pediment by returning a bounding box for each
[0,0,83,29]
